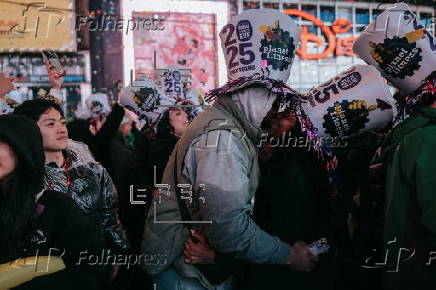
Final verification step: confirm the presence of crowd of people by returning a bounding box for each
[0,3,435,290]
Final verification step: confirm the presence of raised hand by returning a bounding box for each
[45,61,66,90]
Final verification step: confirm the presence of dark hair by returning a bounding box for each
[156,107,191,138]
[156,110,173,138]
[14,98,64,122]
[0,141,37,263]
[261,110,316,161]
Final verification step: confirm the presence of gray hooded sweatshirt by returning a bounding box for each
[141,87,291,288]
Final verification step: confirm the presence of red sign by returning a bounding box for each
[283,9,357,60]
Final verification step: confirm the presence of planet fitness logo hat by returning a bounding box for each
[86,93,111,119]
[157,66,185,100]
[353,2,436,95]
[119,77,174,124]
[302,65,394,138]
[220,9,300,92]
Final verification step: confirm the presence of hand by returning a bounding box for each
[0,74,14,98]
[184,230,215,264]
[326,156,338,172]
[287,241,318,272]
[45,61,66,90]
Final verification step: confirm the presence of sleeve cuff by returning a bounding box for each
[113,103,125,113]
[274,241,291,265]
[114,102,124,109]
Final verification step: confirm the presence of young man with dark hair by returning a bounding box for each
[14,99,128,254]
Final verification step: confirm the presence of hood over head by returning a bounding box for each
[0,114,45,193]
[231,86,277,129]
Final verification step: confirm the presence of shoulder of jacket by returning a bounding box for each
[401,123,436,146]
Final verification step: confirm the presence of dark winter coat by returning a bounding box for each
[124,132,179,251]
[149,133,179,185]
[14,190,110,290]
[376,105,436,290]
[44,151,128,252]
[108,132,134,229]
[248,145,334,290]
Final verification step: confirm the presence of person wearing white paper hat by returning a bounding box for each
[86,93,112,120]
[119,77,175,125]
[141,9,317,290]
[354,3,436,290]
[156,65,207,119]
[353,2,435,96]
[67,95,126,169]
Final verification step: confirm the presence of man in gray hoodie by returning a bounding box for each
[141,9,317,290]
[142,87,318,289]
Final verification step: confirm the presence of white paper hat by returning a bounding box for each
[5,89,23,104]
[156,65,209,118]
[119,77,175,124]
[157,66,186,100]
[75,102,92,120]
[0,99,12,115]
[86,93,111,118]
[0,90,23,115]
[353,2,436,94]
[218,9,300,93]
[302,65,394,138]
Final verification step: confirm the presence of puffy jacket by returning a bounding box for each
[44,150,128,252]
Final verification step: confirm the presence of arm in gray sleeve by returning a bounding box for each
[182,130,291,264]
